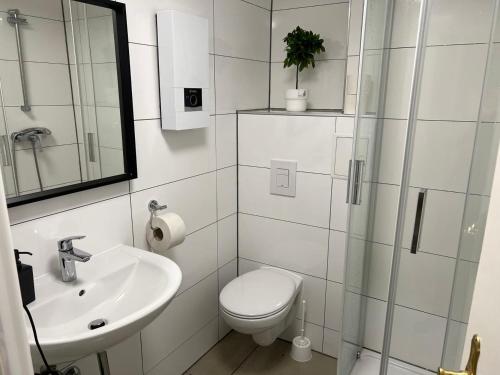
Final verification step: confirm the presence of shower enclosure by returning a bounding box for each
[339,0,500,374]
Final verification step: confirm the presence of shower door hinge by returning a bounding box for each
[356,351,361,359]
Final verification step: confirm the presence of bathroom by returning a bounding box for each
[0,0,500,374]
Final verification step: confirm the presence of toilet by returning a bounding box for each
[219,266,303,346]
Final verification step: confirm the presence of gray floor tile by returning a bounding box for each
[185,331,258,375]
[234,339,337,375]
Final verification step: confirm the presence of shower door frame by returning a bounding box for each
[341,0,500,373]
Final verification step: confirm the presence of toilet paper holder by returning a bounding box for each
[148,200,168,230]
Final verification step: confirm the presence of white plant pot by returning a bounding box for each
[285,89,308,112]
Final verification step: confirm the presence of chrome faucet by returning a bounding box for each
[57,235,92,282]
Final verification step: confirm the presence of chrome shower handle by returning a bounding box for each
[410,189,427,254]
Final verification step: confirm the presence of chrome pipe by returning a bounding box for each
[7,9,31,112]
[97,352,111,375]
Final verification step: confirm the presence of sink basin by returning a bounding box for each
[25,245,182,364]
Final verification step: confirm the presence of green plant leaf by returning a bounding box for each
[283,26,326,87]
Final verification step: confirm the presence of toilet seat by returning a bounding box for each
[220,269,296,319]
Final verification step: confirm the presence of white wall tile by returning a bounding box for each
[10,195,133,277]
[218,258,238,293]
[87,16,116,64]
[238,114,335,174]
[363,297,387,352]
[469,123,500,196]
[0,0,63,20]
[239,213,329,277]
[141,272,218,373]
[323,328,340,358]
[418,45,488,122]
[0,61,72,106]
[0,15,67,63]
[339,182,399,245]
[214,0,270,61]
[384,47,416,119]
[328,230,346,283]
[216,114,237,169]
[217,166,237,219]
[8,182,130,225]
[14,144,81,193]
[450,260,478,323]
[162,224,218,295]
[403,188,465,258]
[120,0,214,51]
[365,242,392,301]
[325,281,343,331]
[390,305,447,370]
[270,60,346,110]
[375,119,407,185]
[347,0,363,56]
[245,0,272,9]
[146,319,219,375]
[239,166,332,228]
[129,43,160,120]
[396,250,455,317]
[410,121,476,193]
[271,3,348,61]
[390,0,420,48]
[131,118,216,192]
[426,0,495,46]
[274,0,347,10]
[481,45,500,122]
[100,147,125,178]
[217,214,237,267]
[442,320,467,370]
[107,333,143,375]
[96,107,123,149]
[345,56,359,96]
[215,56,269,114]
[330,178,348,232]
[92,63,119,107]
[460,195,490,262]
[131,172,217,250]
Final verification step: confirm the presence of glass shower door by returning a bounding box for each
[0,80,17,198]
[339,0,399,373]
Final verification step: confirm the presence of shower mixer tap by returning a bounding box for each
[11,127,52,147]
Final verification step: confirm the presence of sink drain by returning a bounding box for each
[88,319,107,330]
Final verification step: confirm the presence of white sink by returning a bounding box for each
[25,245,182,364]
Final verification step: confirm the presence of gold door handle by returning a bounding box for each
[438,335,481,375]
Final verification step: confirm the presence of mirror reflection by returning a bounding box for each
[0,0,125,200]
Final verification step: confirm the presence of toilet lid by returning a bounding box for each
[220,269,296,319]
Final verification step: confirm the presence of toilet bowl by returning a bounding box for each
[219,266,303,346]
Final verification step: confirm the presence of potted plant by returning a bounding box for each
[283,26,325,112]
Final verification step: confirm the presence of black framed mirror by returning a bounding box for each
[0,0,136,207]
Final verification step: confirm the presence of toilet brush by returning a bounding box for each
[290,299,312,362]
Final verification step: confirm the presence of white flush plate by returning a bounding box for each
[270,159,297,197]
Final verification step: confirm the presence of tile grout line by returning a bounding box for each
[230,344,260,375]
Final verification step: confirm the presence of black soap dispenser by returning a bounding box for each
[14,249,36,305]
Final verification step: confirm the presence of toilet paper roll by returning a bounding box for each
[146,212,186,252]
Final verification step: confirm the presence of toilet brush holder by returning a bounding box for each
[290,300,312,362]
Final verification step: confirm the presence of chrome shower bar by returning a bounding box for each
[7,9,31,112]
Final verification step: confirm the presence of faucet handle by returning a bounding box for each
[58,235,86,251]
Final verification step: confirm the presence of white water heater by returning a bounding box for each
[157,10,209,130]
